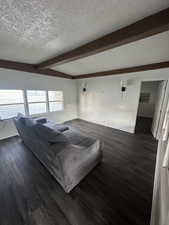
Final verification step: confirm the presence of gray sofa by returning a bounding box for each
[14,114,102,193]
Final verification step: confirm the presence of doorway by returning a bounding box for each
[135,80,167,137]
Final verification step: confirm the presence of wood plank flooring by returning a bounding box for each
[0,119,158,225]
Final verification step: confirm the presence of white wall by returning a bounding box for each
[77,68,169,133]
[0,68,169,139]
[137,81,160,118]
[0,68,77,140]
[77,77,141,133]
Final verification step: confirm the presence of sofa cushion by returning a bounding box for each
[53,124,69,132]
[24,117,37,127]
[16,113,36,127]
[44,121,69,132]
[16,113,26,123]
[35,117,47,124]
[34,123,68,144]
[16,113,25,119]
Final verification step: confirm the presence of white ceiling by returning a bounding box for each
[0,0,168,65]
[53,31,169,75]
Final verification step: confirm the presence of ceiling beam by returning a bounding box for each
[0,60,73,79]
[37,8,169,69]
[73,61,169,79]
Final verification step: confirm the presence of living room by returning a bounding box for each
[0,1,169,225]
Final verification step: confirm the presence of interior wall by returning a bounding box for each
[77,77,140,133]
[0,68,168,139]
[0,68,78,140]
[137,81,160,118]
[77,68,169,133]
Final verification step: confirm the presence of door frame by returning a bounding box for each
[150,90,169,225]
[135,79,169,138]
[152,80,169,139]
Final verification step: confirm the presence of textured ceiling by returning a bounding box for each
[0,0,168,64]
[53,31,169,75]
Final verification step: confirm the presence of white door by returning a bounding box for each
[152,81,168,139]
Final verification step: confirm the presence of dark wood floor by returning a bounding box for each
[135,117,153,134]
[0,119,158,225]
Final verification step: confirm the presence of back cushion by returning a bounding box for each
[16,113,36,127]
[15,113,25,124]
[34,123,68,144]
[24,117,37,127]
[16,113,25,119]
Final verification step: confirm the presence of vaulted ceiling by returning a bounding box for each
[0,0,169,79]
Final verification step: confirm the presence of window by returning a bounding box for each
[0,90,25,119]
[48,91,63,112]
[27,90,47,115]
[0,89,64,119]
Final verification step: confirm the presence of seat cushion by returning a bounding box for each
[63,129,96,147]
[44,121,69,132]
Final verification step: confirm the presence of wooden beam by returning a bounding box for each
[37,8,169,69]
[73,61,169,79]
[0,60,73,79]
